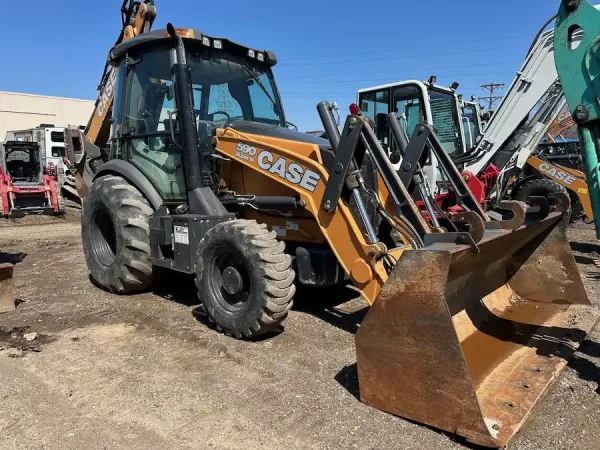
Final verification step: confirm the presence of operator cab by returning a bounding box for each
[1,141,44,185]
[108,28,289,202]
[357,79,467,190]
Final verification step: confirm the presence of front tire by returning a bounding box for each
[195,219,295,339]
[82,175,154,293]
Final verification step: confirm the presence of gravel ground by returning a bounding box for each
[0,215,599,450]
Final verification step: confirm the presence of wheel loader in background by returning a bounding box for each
[63,6,599,449]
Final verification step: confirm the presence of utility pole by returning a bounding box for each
[479,82,505,110]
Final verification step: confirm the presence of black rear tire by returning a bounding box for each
[513,177,573,221]
[82,175,154,293]
[513,177,567,203]
[195,219,295,339]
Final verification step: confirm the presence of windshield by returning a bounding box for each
[187,50,284,126]
[123,46,285,137]
[391,85,424,137]
[387,85,463,155]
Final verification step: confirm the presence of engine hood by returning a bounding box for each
[224,120,331,148]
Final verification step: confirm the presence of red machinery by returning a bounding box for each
[434,165,502,214]
[0,141,62,218]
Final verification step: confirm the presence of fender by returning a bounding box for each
[94,160,163,210]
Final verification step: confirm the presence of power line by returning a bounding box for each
[479,82,506,110]
[280,33,533,62]
[281,87,487,97]
[280,61,520,80]
[277,71,515,85]
[277,45,524,68]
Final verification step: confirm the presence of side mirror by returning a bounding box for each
[286,121,298,131]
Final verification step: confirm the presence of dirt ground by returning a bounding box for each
[0,214,599,450]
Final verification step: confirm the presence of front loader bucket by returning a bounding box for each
[355,212,599,448]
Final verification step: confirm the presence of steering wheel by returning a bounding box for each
[209,110,231,121]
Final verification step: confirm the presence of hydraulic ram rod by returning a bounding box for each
[387,113,441,228]
[317,101,378,243]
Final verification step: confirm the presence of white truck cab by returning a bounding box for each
[5,125,68,182]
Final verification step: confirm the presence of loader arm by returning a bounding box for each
[216,109,597,448]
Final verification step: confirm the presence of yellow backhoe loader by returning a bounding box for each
[64,8,598,448]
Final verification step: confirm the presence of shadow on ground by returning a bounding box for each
[571,241,600,255]
[0,252,26,265]
[153,274,367,337]
[293,285,367,334]
[570,339,600,394]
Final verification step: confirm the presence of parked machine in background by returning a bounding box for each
[352,13,600,225]
[4,125,78,206]
[459,95,485,148]
[0,141,63,217]
[356,73,594,221]
[357,77,467,189]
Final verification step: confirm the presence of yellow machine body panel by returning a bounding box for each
[215,127,410,305]
[527,154,593,218]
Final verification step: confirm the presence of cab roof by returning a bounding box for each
[108,28,277,67]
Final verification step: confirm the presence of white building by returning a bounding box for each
[0,91,95,139]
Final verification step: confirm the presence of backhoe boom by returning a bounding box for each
[85,1,157,148]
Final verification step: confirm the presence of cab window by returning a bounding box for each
[359,89,390,147]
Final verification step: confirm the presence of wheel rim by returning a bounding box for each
[91,208,117,267]
[208,245,251,312]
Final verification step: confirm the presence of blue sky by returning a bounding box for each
[0,0,562,131]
